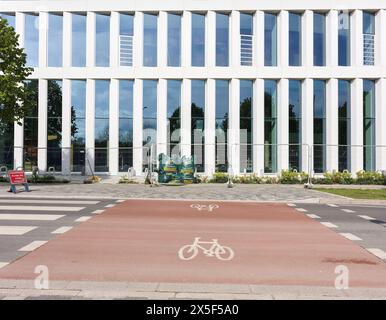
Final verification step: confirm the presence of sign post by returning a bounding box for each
[8,170,30,194]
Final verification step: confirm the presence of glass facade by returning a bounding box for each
[313,80,326,173]
[338,11,350,66]
[47,13,63,67]
[0,13,15,28]
[215,80,229,172]
[47,80,62,171]
[216,13,229,67]
[191,80,205,172]
[289,80,302,171]
[94,80,110,172]
[264,80,277,173]
[119,80,133,172]
[289,12,302,66]
[167,80,182,157]
[191,13,205,67]
[264,13,277,66]
[143,80,157,170]
[143,14,158,67]
[338,80,351,171]
[240,13,253,66]
[24,13,39,67]
[363,11,375,66]
[240,80,253,173]
[119,13,134,67]
[363,80,375,171]
[95,14,110,67]
[313,13,326,66]
[72,13,86,67]
[167,13,181,67]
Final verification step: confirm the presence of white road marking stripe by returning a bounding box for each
[116,200,125,203]
[287,203,296,207]
[75,216,91,222]
[295,208,308,212]
[306,214,321,219]
[339,233,362,241]
[367,248,386,260]
[341,209,355,213]
[92,210,105,214]
[51,226,73,234]
[0,206,84,212]
[18,241,47,252]
[0,226,37,235]
[0,262,9,269]
[105,204,116,208]
[0,200,99,205]
[0,214,65,221]
[327,204,338,207]
[358,215,376,221]
[321,222,338,228]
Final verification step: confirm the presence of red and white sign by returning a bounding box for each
[8,170,27,185]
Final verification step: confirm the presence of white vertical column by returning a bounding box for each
[277,79,289,173]
[61,79,71,175]
[278,10,289,68]
[158,11,167,67]
[254,11,264,67]
[110,12,120,68]
[85,79,95,175]
[133,79,143,174]
[302,10,313,67]
[350,79,363,175]
[375,10,386,67]
[39,12,48,68]
[206,11,216,67]
[351,10,363,67]
[181,79,191,157]
[205,79,216,175]
[109,79,119,175]
[133,12,143,67]
[63,12,72,67]
[229,79,240,175]
[376,78,386,171]
[302,79,313,174]
[14,13,25,169]
[181,11,192,67]
[230,10,240,68]
[254,79,264,175]
[326,78,339,172]
[157,79,167,156]
[37,79,48,172]
[86,12,96,67]
[326,10,338,67]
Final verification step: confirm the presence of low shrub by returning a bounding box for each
[279,170,309,184]
[356,170,385,185]
[208,172,229,183]
[118,175,138,184]
[233,174,262,184]
[83,176,102,184]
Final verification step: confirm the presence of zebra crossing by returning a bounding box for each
[0,197,118,270]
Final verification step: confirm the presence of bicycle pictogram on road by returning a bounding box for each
[178,237,234,261]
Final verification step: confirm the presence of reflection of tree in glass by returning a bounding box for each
[47,81,63,150]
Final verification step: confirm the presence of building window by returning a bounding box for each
[338,11,350,66]
[215,80,229,172]
[119,13,133,67]
[24,13,39,67]
[70,80,86,173]
[363,80,376,171]
[240,80,253,173]
[191,13,205,67]
[191,80,205,172]
[240,13,253,66]
[47,80,62,172]
[313,80,326,173]
[338,80,351,172]
[142,80,157,170]
[363,11,375,66]
[95,80,110,172]
[23,80,39,171]
[264,13,277,66]
[119,80,133,172]
[95,13,110,67]
[289,80,302,171]
[289,12,302,66]
[143,13,158,67]
[0,13,15,29]
[216,13,229,67]
[47,13,63,67]
[167,13,181,67]
[313,12,326,66]
[264,80,277,173]
[167,80,182,157]
[72,13,86,67]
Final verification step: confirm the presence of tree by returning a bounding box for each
[0,17,34,127]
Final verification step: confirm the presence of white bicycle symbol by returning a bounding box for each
[178,237,234,261]
[190,204,219,212]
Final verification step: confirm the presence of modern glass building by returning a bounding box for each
[0,1,385,177]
